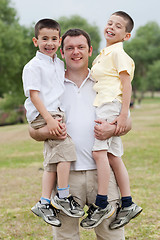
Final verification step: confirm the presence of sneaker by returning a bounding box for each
[109,203,143,230]
[80,203,115,229]
[31,201,61,227]
[51,194,85,218]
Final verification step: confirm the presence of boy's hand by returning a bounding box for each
[111,114,128,135]
[47,117,63,136]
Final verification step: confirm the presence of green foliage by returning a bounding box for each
[124,21,160,99]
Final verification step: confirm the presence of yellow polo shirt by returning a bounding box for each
[91,42,135,107]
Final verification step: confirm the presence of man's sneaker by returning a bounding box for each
[31,201,61,227]
[51,194,85,218]
[109,203,143,230]
[80,203,115,229]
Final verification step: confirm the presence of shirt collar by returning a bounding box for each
[36,50,57,63]
[101,42,123,55]
[64,68,93,84]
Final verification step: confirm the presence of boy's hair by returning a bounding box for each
[34,18,61,38]
[61,28,91,52]
[112,11,134,33]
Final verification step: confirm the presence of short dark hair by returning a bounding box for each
[34,18,61,38]
[112,11,134,33]
[61,28,91,51]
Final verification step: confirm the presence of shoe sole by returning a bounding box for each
[31,208,61,227]
[51,200,84,218]
[109,207,143,230]
[81,207,115,229]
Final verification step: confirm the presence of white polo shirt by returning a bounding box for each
[61,70,97,171]
[23,51,65,123]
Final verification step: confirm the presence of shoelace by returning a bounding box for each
[68,195,81,208]
[86,204,97,218]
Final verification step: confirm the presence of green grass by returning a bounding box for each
[0,99,160,239]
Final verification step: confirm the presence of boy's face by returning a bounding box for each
[33,28,61,58]
[104,14,131,46]
[60,35,92,71]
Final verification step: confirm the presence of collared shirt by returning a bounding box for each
[22,51,65,122]
[60,70,97,171]
[91,42,135,107]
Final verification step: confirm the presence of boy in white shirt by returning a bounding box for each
[81,11,142,230]
[22,19,84,227]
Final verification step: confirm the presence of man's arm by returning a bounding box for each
[94,117,132,140]
[29,123,67,142]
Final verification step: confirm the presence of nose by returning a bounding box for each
[73,47,79,54]
[47,39,53,45]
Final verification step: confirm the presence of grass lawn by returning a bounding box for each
[0,99,160,239]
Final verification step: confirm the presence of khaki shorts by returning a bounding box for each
[52,169,125,240]
[93,100,124,157]
[30,110,76,170]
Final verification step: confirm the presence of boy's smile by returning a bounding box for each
[104,15,131,47]
[33,28,61,58]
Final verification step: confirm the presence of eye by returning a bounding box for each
[42,37,48,40]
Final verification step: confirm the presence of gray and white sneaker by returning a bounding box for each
[109,203,143,230]
[80,203,115,229]
[51,194,85,218]
[31,201,61,227]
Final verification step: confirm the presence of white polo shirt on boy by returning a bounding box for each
[23,51,65,123]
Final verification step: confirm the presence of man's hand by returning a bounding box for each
[94,117,132,140]
[94,119,116,140]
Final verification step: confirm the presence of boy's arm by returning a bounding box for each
[30,90,62,136]
[111,71,132,135]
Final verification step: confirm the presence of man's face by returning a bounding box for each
[33,28,61,58]
[61,35,92,71]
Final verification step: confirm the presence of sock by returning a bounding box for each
[57,185,70,199]
[40,197,50,204]
[121,196,132,208]
[95,194,108,209]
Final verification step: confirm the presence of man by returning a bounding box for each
[30,28,131,240]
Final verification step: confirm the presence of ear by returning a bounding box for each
[88,46,93,57]
[60,48,64,59]
[59,37,62,47]
[124,33,131,41]
[32,37,38,47]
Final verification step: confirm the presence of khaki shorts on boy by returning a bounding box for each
[93,100,126,157]
[30,110,77,171]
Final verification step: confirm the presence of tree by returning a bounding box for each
[124,21,160,101]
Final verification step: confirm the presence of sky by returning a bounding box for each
[11,0,160,49]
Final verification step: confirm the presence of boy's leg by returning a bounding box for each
[93,150,110,195]
[42,170,57,199]
[80,151,115,229]
[52,162,85,218]
[108,153,131,197]
[31,168,61,227]
[108,153,143,229]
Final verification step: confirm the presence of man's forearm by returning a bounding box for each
[28,125,67,141]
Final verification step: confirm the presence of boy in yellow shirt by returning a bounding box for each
[81,11,142,230]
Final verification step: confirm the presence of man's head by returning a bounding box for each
[60,29,92,72]
[104,11,134,46]
[61,29,91,52]
[32,19,61,58]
